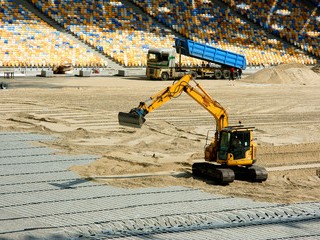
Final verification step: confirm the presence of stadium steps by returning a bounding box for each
[125,0,185,39]
[216,0,319,60]
[215,0,287,41]
[16,0,123,70]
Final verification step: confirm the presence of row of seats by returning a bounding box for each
[222,0,319,58]
[0,0,107,67]
[132,0,318,65]
[70,25,177,66]
[1,0,318,68]
[32,0,202,67]
[31,0,178,66]
[309,0,319,7]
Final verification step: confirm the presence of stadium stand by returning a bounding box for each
[222,0,319,59]
[1,0,318,68]
[132,0,318,66]
[0,0,107,68]
[31,0,179,67]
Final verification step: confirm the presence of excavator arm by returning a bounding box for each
[118,74,228,133]
[118,74,192,128]
[182,80,228,132]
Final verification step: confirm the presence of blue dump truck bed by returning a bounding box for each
[175,39,246,70]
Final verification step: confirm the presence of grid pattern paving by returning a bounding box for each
[0,132,319,240]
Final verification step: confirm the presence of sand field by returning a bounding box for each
[0,63,319,204]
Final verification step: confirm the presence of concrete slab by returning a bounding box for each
[0,132,319,240]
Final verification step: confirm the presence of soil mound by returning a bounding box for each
[244,63,320,85]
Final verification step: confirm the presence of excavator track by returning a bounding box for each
[192,163,268,184]
[192,162,235,185]
[232,165,268,182]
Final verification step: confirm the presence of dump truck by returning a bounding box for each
[146,38,246,80]
[118,74,267,184]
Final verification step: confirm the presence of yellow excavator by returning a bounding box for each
[118,74,267,184]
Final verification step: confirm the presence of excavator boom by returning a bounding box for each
[119,74,228,131]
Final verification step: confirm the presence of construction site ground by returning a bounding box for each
[0,63,320,239]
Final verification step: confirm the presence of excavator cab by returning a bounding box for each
[217,126,256,166]
[199,126,265,184]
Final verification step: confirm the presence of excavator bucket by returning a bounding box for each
[118,112,146,128]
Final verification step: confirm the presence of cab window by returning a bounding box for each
[230,131,251,159]
[231,131,250,148]
[147,52,159,62]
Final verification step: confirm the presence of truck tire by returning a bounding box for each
[189,71,197,79]
[214,70,222,79]
[0,82,8,89]
[223,70,230,79]
[160,72,169,81]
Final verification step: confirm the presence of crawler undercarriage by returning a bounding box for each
[192,162,268,185]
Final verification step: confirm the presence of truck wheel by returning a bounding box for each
[0,82,8,89]
[160,72,169,81]
[214,70,222,79]
[189,71,197,79]
[223,70,230,79]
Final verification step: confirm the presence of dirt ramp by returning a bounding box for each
[244,63,320,85]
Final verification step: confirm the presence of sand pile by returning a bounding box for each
[243,63,320,85]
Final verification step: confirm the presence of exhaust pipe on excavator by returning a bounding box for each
[118,111,146,128]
